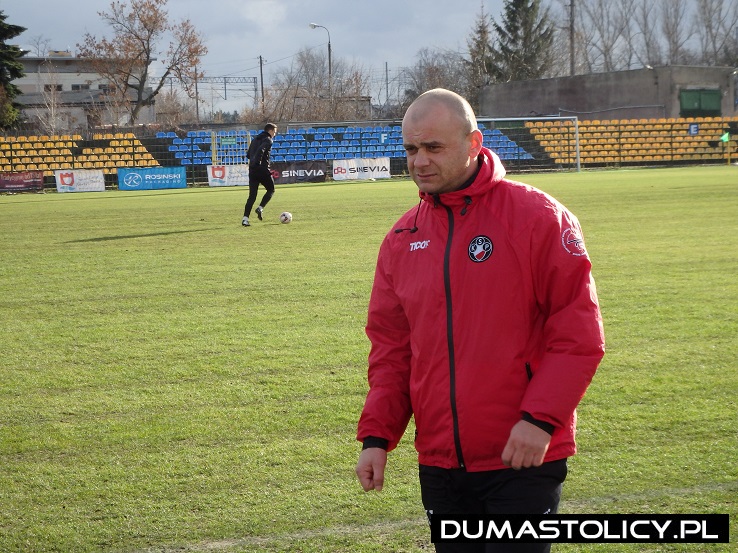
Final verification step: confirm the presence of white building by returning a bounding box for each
[14,51,155,133]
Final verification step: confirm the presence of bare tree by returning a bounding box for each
[617,0,641,69]
[38,65,66,134]
[631,0,663,67]
[694,0,738,65]
[155,89,198,127]
[661,0,696,64]
[578,0,631,71]
[405,48,469,103]
[77,0,207,125]
[249,48,373,123]
[29,35,51,57]
[544,0,578,77]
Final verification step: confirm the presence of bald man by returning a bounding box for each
[356,89,605,553]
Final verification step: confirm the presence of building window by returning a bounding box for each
[44,84,63,92]
[72,84,91,91]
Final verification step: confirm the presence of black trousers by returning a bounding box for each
[419,459,567,553]
[244,166,275,217]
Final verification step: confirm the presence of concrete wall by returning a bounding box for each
[479,66,737,121]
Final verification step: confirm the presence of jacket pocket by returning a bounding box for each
[525,362,533,381]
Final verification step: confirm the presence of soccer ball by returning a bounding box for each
[279,211,293,224]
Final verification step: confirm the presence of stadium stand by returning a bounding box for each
[1,116,737,187]
[526,116,738,167]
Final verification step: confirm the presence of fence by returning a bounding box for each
[2,116,737,189]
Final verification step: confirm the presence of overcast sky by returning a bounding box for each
[4,0,506,113]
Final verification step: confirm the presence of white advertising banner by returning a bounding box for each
[54,169,106,193]
[332,157,391,181]
[207,164,250,187]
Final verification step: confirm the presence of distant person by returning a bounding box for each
[355,88,605,553]
[242,123,277,227]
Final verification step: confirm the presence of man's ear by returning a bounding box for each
[469,129,484,155]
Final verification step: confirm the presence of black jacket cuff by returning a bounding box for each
[521,412,555,435]
[362,436,389,450]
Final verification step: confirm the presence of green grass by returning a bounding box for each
[1,166,736,552]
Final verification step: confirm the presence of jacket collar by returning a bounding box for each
[418,147,506,207]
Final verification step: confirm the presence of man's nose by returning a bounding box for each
[413,149,430,166]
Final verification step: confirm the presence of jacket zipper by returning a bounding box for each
[442,202,466,470]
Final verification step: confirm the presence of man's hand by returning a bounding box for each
[355,447,388,491]
[501,419,552,470]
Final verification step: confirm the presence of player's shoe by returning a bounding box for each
[242,216,250,227]
[255,206,263,221]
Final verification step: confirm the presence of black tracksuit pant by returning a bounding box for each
[420,459,567,553]
[244,166,275,217]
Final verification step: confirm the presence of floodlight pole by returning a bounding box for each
[309,23,332,95]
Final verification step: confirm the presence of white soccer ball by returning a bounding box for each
[279,211,293,224]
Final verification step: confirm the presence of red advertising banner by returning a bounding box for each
[0,171,44,192]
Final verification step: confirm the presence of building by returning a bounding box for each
[13,51,155,133]
[479,66,738,121]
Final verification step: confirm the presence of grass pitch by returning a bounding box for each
[1,166,736,552]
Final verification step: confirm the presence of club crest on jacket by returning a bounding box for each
[468,236,493,263]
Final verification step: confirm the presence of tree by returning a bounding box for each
[0,10,26,129]
[29,35,51,57]
[488,0,555,82]
[38,65,66,135]
[577,0,631,72]
[405,48,469,104]
[631,0,663,67]
[694,0,738,65]
[247,48,374,123]
[465,3,494,107]
[660,0,696,65]
[155,89,198,128]
[77,0,207,125]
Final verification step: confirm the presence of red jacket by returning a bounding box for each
[357,148,605,471]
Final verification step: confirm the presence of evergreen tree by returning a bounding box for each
[465,3,494,108]
[0,10,26,129]
[489,0,554,82]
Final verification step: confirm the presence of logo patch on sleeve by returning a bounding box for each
[468,235,494,262]
[562,227,587,256]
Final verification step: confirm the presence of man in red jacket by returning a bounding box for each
[355,89,605,553]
